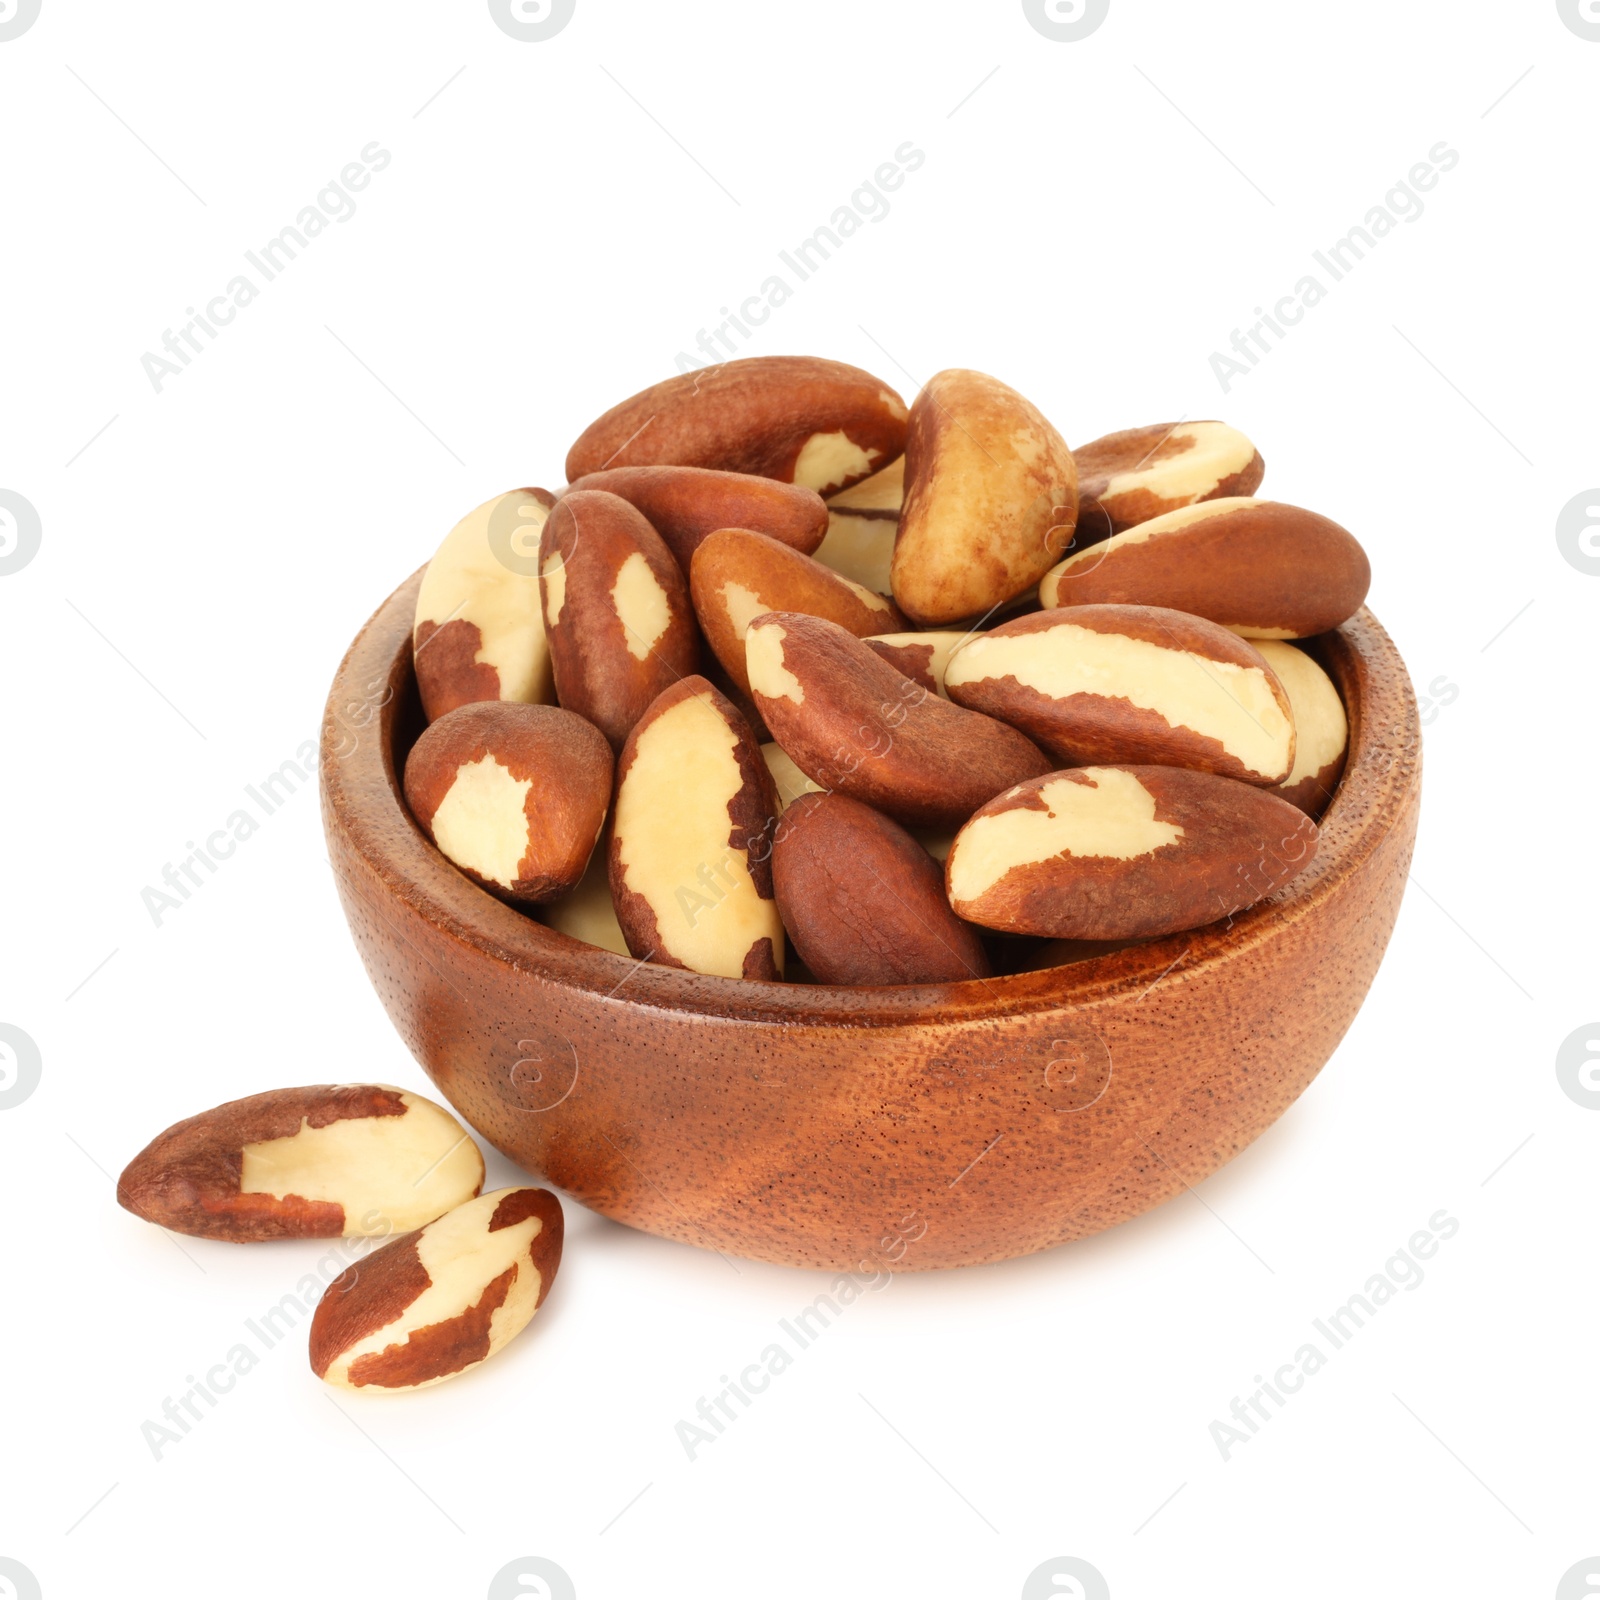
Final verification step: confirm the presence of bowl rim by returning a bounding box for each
[321,567,1421,1028]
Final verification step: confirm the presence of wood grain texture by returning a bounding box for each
[322,569,1422,1272]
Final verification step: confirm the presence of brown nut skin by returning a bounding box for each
[690,527,906,696]
[539,489,699,751]
[310,1187,563,1392]
[1040,497,1370,639]
[772,792,991,985]
[743,611,1053,831]
[946,765,1319,941]
[1072,421,1264,546]
[564,465,828,570]
[403,701,613,905]
[413,488,558,723]
[609,676,784,981]
[565,356,909,495]
[944,604,1295,786]
[862,631,975,699]
[117,1085,485,1242]
[891,369,1078,625]
[1255,640,1349,817]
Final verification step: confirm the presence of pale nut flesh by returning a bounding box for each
[943,604,1296,786]
[310,1187,562,1391]
[117,1085,486,1242]
[538,489,700,751]
[813,455,905,595]
[1072,420,1265,545]
[1253,640,1349,817]
[609,676,784,980]
[413,488,558,722]
[862,631,977,699]
[761,741,824,812]
[537,834,630,955]
[946,765,1319,940]
[402,701,614,904]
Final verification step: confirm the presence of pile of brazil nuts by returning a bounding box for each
[113,360,1372,1397]
[405,356,1370,987]
[117,1084,564,1392]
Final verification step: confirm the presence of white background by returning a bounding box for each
[2,2,1596,1597]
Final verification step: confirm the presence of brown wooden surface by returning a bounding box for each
[321,569,1422,1271]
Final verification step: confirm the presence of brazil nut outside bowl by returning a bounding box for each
[320,568,1421,1272]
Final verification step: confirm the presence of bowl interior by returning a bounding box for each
[324,568,1415,1028]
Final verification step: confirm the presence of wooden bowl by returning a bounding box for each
[321,570,1421,1272]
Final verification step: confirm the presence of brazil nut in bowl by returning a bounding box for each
[321,590,1418,1274]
